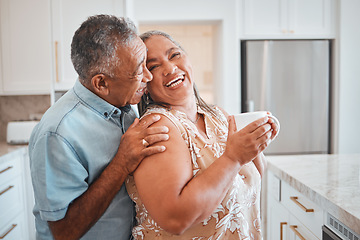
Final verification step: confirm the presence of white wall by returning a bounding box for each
[134,0,241,114]
[338,0,360,153]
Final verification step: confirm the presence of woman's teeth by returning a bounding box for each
[166,77,184,87]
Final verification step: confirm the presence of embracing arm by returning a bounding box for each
[48,115,169,240]
[48,160,128,240]
[133,114,273,235]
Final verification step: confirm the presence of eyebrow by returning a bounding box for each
[146,47,179,64]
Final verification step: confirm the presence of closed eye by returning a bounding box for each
[136,66,144,76]
[148,64,159,72]
[170,52,180,59]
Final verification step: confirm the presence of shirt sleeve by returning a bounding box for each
[30,131,89,221]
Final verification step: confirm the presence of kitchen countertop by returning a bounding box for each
[267,154,360,235]
[0,141,27,158]
[2,144,359,234]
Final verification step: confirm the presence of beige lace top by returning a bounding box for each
[125,106,262,240]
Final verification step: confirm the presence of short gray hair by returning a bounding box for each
[71,15,138,84]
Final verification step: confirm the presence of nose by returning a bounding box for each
[143,65,153,83]
[163,62,177,77]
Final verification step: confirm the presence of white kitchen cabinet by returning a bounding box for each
[288,214,319,240]
[51,0,129,91]
[281,179,324,238]
[267,171,323,240]
[0,214,26,240]
[241,0,334,39]
[0,0,133,95]
[0,148,35,240]
[0,0,52,95]
[267,195,289,240]
[267,171,290,239]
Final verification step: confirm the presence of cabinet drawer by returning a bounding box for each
[281,181,323,239]
[0,156,22,185]
[288,214,319,240]
[0,213,25,240]
[0,176,24,224]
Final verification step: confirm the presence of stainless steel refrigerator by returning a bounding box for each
[241,40,331,155]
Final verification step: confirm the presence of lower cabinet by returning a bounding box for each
[287,214,321,240]
[267,195,289,239]
[0,214,26,240]
[0,148,35,240]
[267,171,324,240]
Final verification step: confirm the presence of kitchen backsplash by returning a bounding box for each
[0,95,51,141]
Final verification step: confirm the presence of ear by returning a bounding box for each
[91,74,109,96]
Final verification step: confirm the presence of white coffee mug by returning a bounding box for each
[234,111,280,137]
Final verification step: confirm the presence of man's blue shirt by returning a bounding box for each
[29,80,136,239]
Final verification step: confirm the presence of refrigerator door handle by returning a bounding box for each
[246,100,255,112]
[260,40,270,111]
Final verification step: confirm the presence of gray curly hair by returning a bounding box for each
[71,14,138,85]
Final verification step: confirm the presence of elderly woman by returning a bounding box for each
[125,30,279,239]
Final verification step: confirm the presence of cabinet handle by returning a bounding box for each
[0,166,13,174]
[289,225,306,240]
[290,196,314,212]
[290,30,295,34]
[55,41,60,83]
[0,185,14,196]
[0,224,17,239]
[280,222,287,240]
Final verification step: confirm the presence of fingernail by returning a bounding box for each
[164,126,169,133]
[160,146,166,151]
[154,115,161,120]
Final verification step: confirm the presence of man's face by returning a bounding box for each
[105,36,152,107]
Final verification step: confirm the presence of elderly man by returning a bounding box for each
[29,15,168,240]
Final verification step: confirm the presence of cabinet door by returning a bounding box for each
[267,172,289,240]
[289,0,333,36]
[0,0,52,95]
[0,176,24,234]
[267,196,289,240]
[241,0,334,38]
[0,154,23,224]
[0,214,26,240]
[51,0,127,91]
[281,181,323,239]
[243,0,288,36]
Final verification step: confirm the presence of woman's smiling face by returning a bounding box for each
[144,35,195,106]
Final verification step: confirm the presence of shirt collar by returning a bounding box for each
[73,79,128,119]
[168,105,204,119]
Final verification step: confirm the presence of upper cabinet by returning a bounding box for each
[51,0,128,91]
[241,0,335,39]
[0,0,133,95]
[0,0,52,95]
